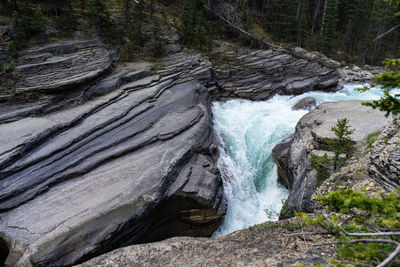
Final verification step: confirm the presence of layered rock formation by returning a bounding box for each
[0,44,223,266]
[370,116,400,192]
[14,39,114,93]
[272,101,392,217]
[210,48,339,100]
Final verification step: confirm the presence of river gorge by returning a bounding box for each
[212,83,389,237]
[0,39,397,266]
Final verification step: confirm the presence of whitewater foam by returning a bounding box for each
[212,83,390,237]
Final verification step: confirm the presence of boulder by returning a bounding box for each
[13,39,113,93]
[161,32,183,55]
[292,97,316,110]
[272,100,392,218]
[0,53,224,266]
[0,25,13,42]
[338,64,385,83]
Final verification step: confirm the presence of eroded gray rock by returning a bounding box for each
[370,116,400,192]
[14,39,113,93]
[161,32,183,55]
[211,49,340,100]
[273,100,392,218]
[0,53,224,267]
[292,97,316,110]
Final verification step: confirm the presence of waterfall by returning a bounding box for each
[212,83,389,237]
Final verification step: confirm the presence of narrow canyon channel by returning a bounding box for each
[212,83,389,237]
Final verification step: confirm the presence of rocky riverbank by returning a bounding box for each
[0,37,392,266]
[272,100,392,218]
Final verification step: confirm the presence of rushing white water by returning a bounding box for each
[212,83,395,237]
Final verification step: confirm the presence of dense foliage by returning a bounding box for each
[2,0,399,62]
[232,0,400,64]
[362,58,400,116]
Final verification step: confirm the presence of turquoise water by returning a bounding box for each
[212,84,395,237]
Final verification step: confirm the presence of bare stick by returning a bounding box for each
[339,226,400,237]
[305,238,399,246]
[377,243,400,267]
[374,24,400,41]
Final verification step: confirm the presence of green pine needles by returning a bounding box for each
[297,188,400,266]
[310,118,355,183]
[362,58,400,116]
[325,118,355,170]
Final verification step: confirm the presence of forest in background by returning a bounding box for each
[0,0,400,65]
[231,0,400,65]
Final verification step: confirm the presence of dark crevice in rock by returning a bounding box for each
[0,237,9,266]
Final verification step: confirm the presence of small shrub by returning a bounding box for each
[324,118,355,170]
[12,5,45,51]
[120,42,136,62]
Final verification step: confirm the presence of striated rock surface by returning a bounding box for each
[13,39,113,93]
[369,116,400,192]
[272,101,392,218]
[211,48,339,100]
[0,52,224,266]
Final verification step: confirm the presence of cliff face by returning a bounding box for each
[369,116,400,192]
[210,47,339,101]
[0,38,341,266]
[0,43,225,266]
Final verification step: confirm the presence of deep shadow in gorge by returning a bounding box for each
[0,237,9,266]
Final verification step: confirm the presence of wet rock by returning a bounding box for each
[338,64,384,83]
[44,24,61,37]
[292,97,316,110]
[273,100,392,218]
[0,25,13,42]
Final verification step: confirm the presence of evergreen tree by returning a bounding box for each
[325,118,355,170]
[363,59,400,116]
[321,0,339,55]
[86,0,112,37]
